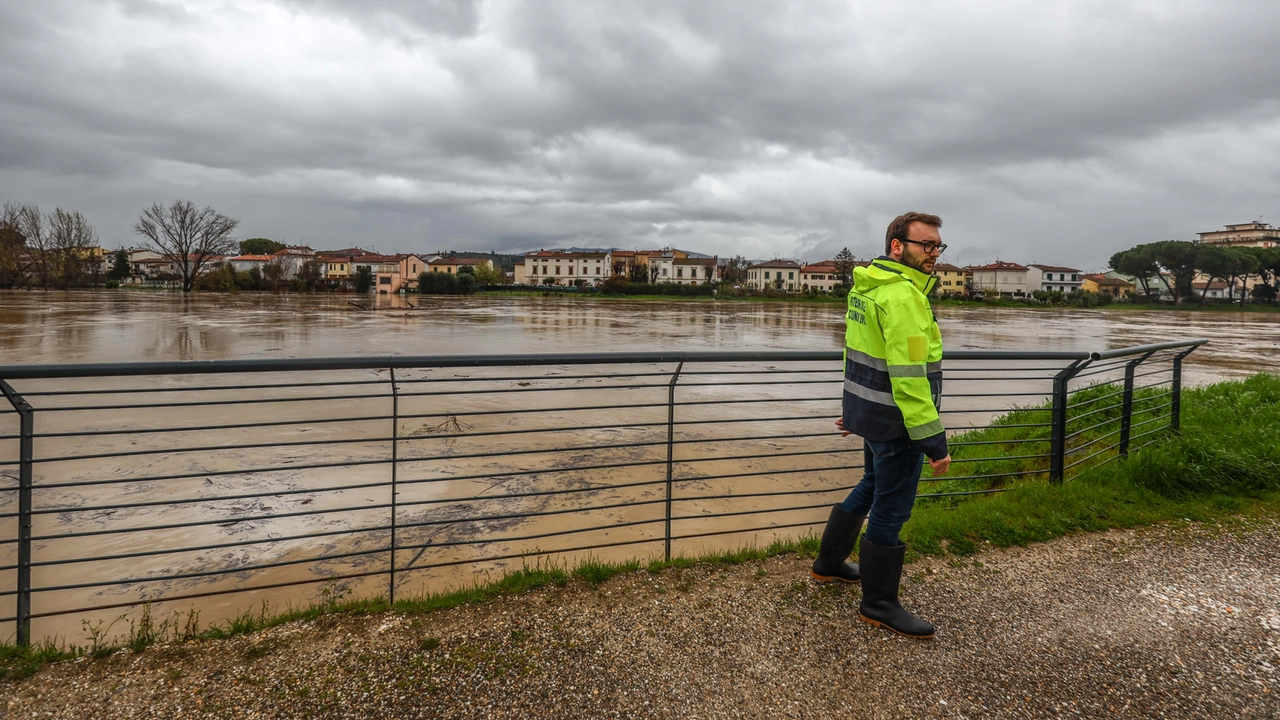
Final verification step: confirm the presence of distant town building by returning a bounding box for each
[969,261,1029,297]
[316,248,382,283]
[1106,269,1169,299]
[269,246,316,277]
[1082,274,1134,299]
[519,250,612,286]
[429,256,496,275]
[1026,264,1083,294]
[609,250,650,278]
[1195,222,1280,248]
[1191,280,1232,299]
[225,254,275,274]
[933,263,967,297]
[393,254,431,289]
[746,259,803,292]
[647,250,717,285]
[800,261,839,293]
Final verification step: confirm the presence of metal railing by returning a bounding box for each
[0,340,1206,645]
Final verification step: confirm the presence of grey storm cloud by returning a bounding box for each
[2,0,1280,267]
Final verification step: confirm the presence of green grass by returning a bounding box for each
[3,374,1277,680]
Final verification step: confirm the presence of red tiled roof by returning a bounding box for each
[969,261,1028,272]
[749,259,803,269]
[1084,274,1133,287]
[933,263,963,273]
[524,250,608,259]
[318,247,378,257]
[1028,264,1082,273]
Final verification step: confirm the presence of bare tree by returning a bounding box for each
[47,208,98,289]
[296,259,324,292]
[720,255,750,285]
[0,203,32,289]
[134,200,239,292]
[17,204,51,288]
[261,258,288,293]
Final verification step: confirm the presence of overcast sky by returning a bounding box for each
[2,0,1279,268]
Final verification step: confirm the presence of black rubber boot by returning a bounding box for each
[809,505,865,584]
[857,534,935,639]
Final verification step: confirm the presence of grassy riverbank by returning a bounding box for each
[3,373,1278,680]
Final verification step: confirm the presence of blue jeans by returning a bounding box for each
[838,437,924,547]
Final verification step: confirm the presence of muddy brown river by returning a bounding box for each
[0,291,1274,644]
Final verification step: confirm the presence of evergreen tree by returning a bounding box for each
[108,248,132,281]
[833,247,855,286]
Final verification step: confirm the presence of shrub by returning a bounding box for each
[417,270,476,295]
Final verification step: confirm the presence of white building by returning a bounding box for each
[226,254,275,273]
[1196,221,1280,248]
[521,250,613,286]
[746,260,803,292]
[646,251,718,285]
[969,261,1029,297]
[1026,264,1083,294]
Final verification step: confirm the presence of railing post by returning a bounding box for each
[0,380,33,647]
[1171,350,1192,433]
[664,359,685,563]
[388,367,399,606]
[1049,362,1085,484]
[1119,352,1154,459]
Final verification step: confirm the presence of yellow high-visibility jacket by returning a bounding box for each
[842,257,947,460]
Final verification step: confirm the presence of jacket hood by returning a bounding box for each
[852,257,937,295]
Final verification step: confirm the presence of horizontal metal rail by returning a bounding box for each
[0,341,1208,646]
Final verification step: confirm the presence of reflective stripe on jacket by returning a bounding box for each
[841,257,947,460]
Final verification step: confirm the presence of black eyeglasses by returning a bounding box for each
[902,239,947,255]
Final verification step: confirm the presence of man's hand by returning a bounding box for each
[928,454,952,476]
[835,418,852,437]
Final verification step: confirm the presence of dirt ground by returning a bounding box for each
[4,518,1279,719]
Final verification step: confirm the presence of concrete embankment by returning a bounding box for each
[4,517,1278,719]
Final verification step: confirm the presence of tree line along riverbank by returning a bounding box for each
[1,372,1277,681]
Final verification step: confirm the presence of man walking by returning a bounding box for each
[809,212,951,640]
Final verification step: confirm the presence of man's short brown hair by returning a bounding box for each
[885,212,942,254]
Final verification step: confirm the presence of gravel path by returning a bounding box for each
[4,518,1279,719]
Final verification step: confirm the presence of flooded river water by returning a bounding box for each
[1,290,1276,379]
[0,291,1275,643]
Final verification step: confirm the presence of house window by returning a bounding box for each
[378,277,390,285]
[555,266,561,275]
[788,272,794,280]
[764,271,770,279]
[595,267,600,275]
[677,268,684,278]
[1071,274,1078,281]
[661,267,668,276]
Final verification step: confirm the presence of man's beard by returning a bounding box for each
[900,248,934,274]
